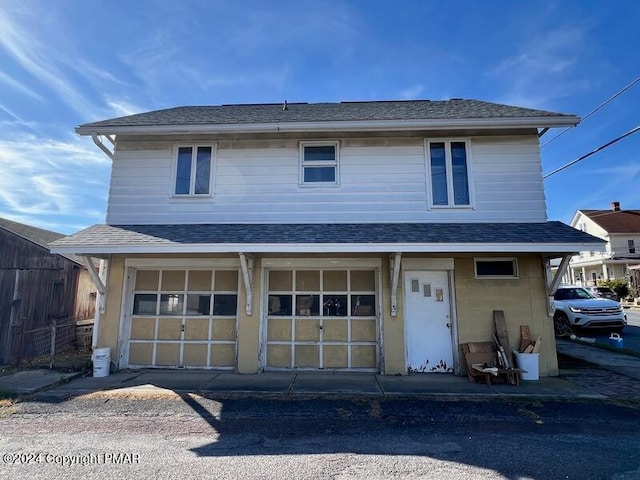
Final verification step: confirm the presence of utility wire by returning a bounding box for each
[541,76,640,148]
[543,125,640,179]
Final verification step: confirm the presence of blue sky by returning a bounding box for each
[0,0,638,234]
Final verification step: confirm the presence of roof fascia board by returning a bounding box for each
[76,116,579,136]
[50,241,604,255]
[569,210,584,228]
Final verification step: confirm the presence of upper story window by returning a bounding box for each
[174,145,214,196]
[300,141,339,186]
[426,139,472,208]
[629,239,636,254]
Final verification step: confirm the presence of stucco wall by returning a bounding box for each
[236,257,261,373]
[97,252,557,376]
[454,253,557,376]
[98,255,125,359]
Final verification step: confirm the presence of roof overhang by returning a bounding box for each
[50,241,603,256]
[49,222,604,257]
[76,116,580,137]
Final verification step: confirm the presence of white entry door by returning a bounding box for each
[404,271,453,373]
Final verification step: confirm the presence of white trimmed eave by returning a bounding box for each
[76,115,579,136]
[50,241,605,255]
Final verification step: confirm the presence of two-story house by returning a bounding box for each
[50,100,603,377]
[563,202,640,293]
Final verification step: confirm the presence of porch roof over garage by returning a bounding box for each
[49,221,604,256]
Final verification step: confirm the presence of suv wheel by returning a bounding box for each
[553,311,572,337]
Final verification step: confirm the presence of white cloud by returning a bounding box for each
[0,135,110,232]
[399,85,425,100]
[0,7,104,117]
[489,26,589,109]
[105,99,146,118]
[0,70,43,100]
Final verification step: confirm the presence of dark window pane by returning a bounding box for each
[268,295,292,315]
[159,294,184,315]
[296,295,320,316]
[304,167,335,183]
[430,143,448,205]
[451,142,469,205]
[186,294,211,315]
[476,260,516,277]
[351,295,376,316]
[175,147,193,194]
[322,295,347,316]
[133,294,157,315]
[213,294,238,315]
[304,145,335,161]
[195,147,211,194]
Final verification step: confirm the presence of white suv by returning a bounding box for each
[553,285,626,336]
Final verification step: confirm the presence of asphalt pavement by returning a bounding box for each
[1,334,640,402]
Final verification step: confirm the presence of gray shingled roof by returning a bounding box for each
[0,217,83,264]
[50,222,602,252]
[77,99,575,130]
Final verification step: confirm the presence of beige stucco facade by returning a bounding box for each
[95,252,557,377]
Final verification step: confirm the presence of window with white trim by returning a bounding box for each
[474,258,519,279]
[300,141,339,185]
[174,145,213,196]
[628,239,636,254]
[426,139,471,207]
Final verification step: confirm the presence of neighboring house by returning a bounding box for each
[563,202,640,294]
[0,218,96,364]
[49,99,603,377]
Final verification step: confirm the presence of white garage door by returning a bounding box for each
[128,269,238,369]
[264,269,379,371]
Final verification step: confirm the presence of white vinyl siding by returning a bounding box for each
[107,135,547,224]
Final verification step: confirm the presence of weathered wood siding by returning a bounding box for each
[73,269,97,320]
[0,228,95,363]
[107,134,547,225]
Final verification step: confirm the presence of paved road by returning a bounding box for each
[626,309,640,327]
[1,392,640,480]
[588,310,640,353]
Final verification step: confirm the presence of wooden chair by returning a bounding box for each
[460,341,523,386]
[460,342,496,383]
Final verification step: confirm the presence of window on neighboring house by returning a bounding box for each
[174,145,213,196]
[427,139,471,207]
[474,258,518,279]
[300,142,339,186]
[629,239,636,254]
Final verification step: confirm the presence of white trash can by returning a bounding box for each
[513,350,539,381]
[92,347,111,378]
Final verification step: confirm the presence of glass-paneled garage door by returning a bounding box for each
[128,269,238,369]
[265,269,378,371]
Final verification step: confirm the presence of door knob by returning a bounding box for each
[446,323,450,328]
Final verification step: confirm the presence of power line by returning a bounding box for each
[541,76,640,148]
[543,125,640,179]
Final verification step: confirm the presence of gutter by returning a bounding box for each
[76,116,580,136]
[50,241,606,255]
